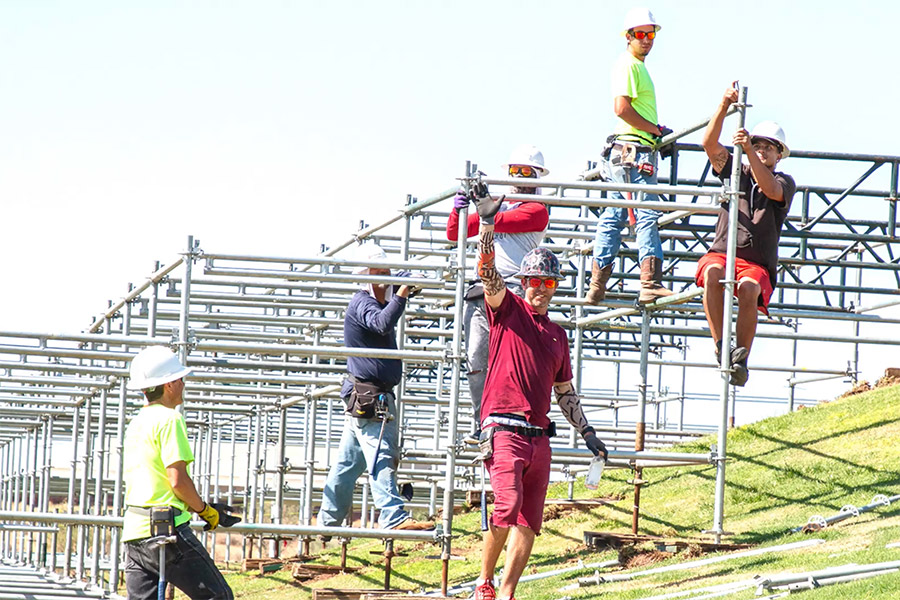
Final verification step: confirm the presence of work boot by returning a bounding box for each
[392,517,435,531]
[730,347,750,387]
[585,261,613,305]
[638,257,674,304]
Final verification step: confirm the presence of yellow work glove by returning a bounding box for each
[197,503,220,531]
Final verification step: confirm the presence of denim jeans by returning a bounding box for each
[124,523,233,600]
[462,284,525,429]
[318,395,408,529]
[593,147,663,268]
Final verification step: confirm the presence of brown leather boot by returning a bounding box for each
[638,257,673,304]
[585,261,613,305]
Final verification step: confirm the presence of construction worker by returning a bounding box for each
[469,186,607,600]
[446,144,550,444]
[586,7,674,305]
[698,85,797,386]
[317,242,434,536]
[123,346,240,600]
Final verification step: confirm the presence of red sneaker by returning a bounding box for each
[473,580,495,600]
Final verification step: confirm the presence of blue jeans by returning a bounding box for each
[593,147,663,268]
[318,395,408,529]
[125,523,233,600]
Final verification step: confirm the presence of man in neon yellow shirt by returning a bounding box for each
[123,346,239,600]
[586,7,674,306]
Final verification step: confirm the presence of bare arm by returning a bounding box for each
[702,85,737,173]
[166,460,205,513]
[478,223,506,310]
[734,128,785,202]
[614,96,662,137]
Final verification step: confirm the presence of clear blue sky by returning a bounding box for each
[2,0,897,338]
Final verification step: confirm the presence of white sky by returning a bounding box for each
[1,0,897,369]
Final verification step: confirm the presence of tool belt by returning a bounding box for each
[345,375,393,420]
[492,422,557,437]
[126,505,184,517]
[127,506,180,538]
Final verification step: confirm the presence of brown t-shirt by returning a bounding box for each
[708,155,796,283]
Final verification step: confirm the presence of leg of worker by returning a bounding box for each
[633,153,663,265]
[166,524,234,599]
[464,298,488,432]
[480,522,511,582]
[702,263,726,345]
[356,399,409,528]
[318,420,367,526]
[124,543,160,600]
[735,279,761,352]
[499,435,551,599]
[593,154,628,268]
[498,525,536,600]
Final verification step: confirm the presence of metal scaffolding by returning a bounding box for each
[1,101,899,594]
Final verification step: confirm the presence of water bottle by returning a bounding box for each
[585,456,606,490]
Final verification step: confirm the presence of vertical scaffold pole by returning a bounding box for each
[440,162,470,594]
[712,85,748,544]
[632,310,651,534]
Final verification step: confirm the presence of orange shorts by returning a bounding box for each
[695,253,773,315]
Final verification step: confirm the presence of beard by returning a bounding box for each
[512,184,539,195]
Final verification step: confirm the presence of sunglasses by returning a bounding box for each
[522,277,558,289]
[509,165,536,177]
[630,30,656,40]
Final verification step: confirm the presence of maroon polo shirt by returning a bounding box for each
[482,292,573,429]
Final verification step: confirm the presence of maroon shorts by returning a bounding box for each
[485,429,552,534]
[695,252,774,316]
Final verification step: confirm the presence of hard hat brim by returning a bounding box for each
[126,365,193,391]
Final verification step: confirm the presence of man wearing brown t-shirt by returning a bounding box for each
[697,85,797,387]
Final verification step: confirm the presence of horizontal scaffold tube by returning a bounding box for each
[0,511,440,542]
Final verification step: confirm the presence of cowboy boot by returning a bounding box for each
[638,257,673,304]
[585,260,613,305]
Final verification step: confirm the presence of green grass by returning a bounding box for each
[215,385,900,599]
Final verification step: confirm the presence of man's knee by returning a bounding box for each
[703,265,725,289]
[737,279,761,304]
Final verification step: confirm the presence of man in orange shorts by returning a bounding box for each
[697,85,797,386]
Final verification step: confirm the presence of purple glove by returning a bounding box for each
[453,190,470,213]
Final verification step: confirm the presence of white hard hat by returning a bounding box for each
[750,121,789,158]
[503,144,549,177]
[127,346,191,391]
[622,7,661,35]
[352,242,389,274]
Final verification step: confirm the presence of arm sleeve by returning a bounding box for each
[493,203,549,234]
[711,154,734,182]
[446,210,479,240]
[352,294,408,336]
[611,58,639,100]
[160,414,194,469]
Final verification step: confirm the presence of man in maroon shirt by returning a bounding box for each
[467,185,608,600]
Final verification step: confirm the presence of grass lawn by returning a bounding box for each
[212,384,900,599]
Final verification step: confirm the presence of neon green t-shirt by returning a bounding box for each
[122,403,195,541]
[611,51,658,146]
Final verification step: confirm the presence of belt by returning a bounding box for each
[126,506,185,517]
[492,424,553,438]
[612,141,654,153]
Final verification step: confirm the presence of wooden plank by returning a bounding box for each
[292,563,360,581]
[313,590,407,600]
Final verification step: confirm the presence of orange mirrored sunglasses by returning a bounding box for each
[522,277,558,289]
[509,165,536,177]
[631,30,656,40]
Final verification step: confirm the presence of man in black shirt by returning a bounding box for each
[697,85,797,386]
